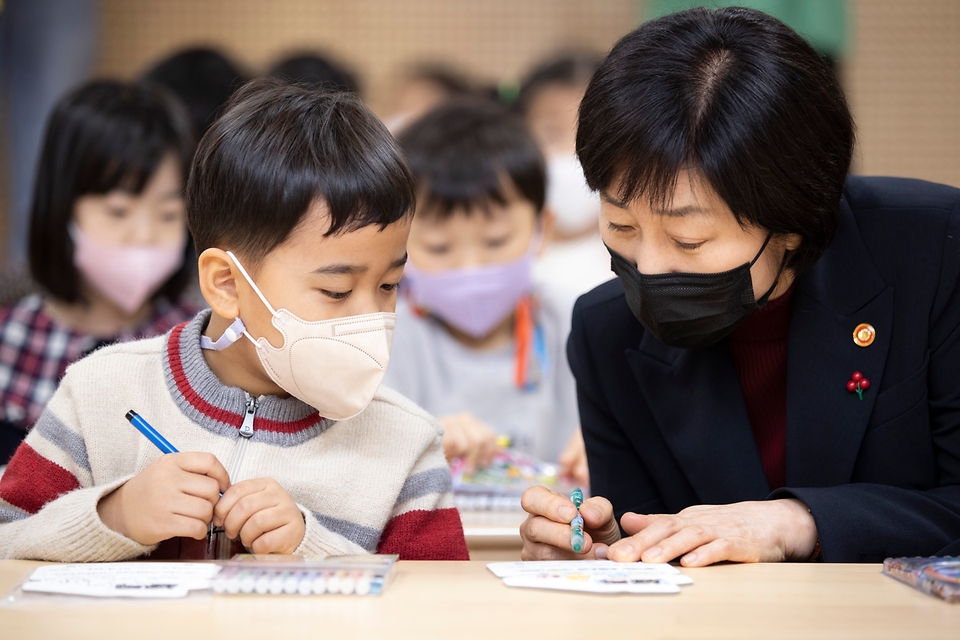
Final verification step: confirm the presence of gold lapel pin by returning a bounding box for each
[853,323,876,347]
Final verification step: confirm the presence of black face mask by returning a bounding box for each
[607,234,783,349]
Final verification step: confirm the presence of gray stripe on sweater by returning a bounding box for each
[0,500,29,523]
[162,311,330,446]
[34,409,91,473]
[250,422,334,447]
[394,468,452,507]
[311,512,382,552]
[171,312,318,423]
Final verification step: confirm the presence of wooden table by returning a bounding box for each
[1,560,957,639]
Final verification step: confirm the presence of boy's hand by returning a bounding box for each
[213,478,306,554]
[558,429,590,487]
[439,412,501,473]
[97,452,230,545]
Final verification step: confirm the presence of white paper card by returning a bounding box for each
[23,563,221,599]
[488,560,692,594]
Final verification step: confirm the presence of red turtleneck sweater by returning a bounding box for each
[727,285,796,491]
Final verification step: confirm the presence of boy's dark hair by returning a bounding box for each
[269,52,360,95]
[514,52,602,115]
[28,80,194,304]
[397,100,545,218]
[577,7,854,275]
[186,77,415,264]
[142,47,246,137]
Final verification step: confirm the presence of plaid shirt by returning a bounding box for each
[0,294,198,433]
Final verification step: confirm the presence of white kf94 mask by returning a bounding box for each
[200,251,396,421]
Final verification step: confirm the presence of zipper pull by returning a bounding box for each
[239,396,257,438]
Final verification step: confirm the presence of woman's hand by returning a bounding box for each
[519,486,621,560]
[558,429,589,487]
[606,499,818,566]
[439,412,501,473]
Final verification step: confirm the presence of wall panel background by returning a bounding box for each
[95,0,960,187]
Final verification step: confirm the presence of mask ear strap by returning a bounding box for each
[748,232,775,267]
[756,245,791,306]
[225,250,279,317]
[200,317,246,351]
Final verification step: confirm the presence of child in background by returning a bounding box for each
[142,47,247,138]
[515,53,613,297]
[385,101,588,485]
[268,51,360,94]
[384,63,478,133]
[0,78,468,562]
[0,80,198,464]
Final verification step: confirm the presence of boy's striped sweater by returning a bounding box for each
[0,311,468,561]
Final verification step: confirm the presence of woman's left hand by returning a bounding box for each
[604,499,818,567]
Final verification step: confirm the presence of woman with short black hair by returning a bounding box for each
[520,6,960,564]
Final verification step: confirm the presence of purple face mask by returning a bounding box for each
[403,253,535,339]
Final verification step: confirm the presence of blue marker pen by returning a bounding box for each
[124,410,221,556]
[125,410,178,454]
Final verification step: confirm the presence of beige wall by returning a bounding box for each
[96,0,636,115]
[845,1,960,186]
[89,0,960,190]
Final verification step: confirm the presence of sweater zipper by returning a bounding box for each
[228,395,257,481]
[217,394,258,559]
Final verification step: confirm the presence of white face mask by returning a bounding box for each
[200,251,396,421]
[545,154,602,236]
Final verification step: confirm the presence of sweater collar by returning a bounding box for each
[163,310,330,444]
[729,284,797,344]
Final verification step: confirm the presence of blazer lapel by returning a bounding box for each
[626,336,770,504]
[786,198,893,487]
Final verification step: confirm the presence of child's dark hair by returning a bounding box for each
[404,64,475,99]
[142,47,247,137]
[269,52,360,95]
[28,79,194,304]
[514,52,602,115]
[186,77,415,265]
[397,100,545,218]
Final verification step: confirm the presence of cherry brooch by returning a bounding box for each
[846,371,871,401]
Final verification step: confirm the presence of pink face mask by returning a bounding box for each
[71,224,185,315]
[403,252,535,339]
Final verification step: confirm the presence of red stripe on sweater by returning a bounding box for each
[0,443,81,514]
[376,507,469,560]
[166,323,323,434]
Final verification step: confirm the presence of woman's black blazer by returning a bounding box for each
[568,176,960,562]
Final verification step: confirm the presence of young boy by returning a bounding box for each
[0,78,469,562]
[514,53,613,298]
[384,101,587,484]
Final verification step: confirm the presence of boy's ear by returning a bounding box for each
[197,248,241,319]
[537,206,555,258]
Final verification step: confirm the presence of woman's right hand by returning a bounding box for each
[519,485,622,560]
[439,412,501,473]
